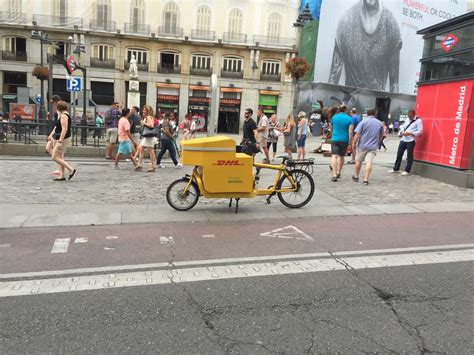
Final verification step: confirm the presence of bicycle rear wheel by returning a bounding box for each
[166,178,200,211]
[277,169,315,208]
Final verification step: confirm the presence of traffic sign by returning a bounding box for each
[66,76,82,92]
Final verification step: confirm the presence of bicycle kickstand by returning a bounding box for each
[235,198,240,213]
[229,198,233,208]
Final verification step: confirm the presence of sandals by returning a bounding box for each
[363,181,369,185]
[54,178,66,181]
[352,176,359,182]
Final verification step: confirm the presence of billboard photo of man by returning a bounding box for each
[328,0,402,93]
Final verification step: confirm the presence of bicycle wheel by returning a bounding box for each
[166,178,200,211]
[277,169,315,208]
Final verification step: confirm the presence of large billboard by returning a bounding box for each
[314,0,468,95]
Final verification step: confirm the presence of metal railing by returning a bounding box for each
[158,63,181,74]
[124,60,149,72]
[158,26,183,38]
[191,29,216,41]
[90,58,116,69]
[124,22,150,35]
[1,50,27,61]
[260,73,281,82]
[190,67,212,76]
[89,20,116,32]
[253,35,295,48]
[32,14,83,28]
[221,69,244,79]
[223,32,247,44]
[0,11,27,24]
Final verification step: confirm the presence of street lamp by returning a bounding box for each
[31,21,49,133]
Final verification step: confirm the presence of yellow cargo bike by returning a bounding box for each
[166,136,315,212]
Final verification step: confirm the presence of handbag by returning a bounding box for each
[141,125,159,138]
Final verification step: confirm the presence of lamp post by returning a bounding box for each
[31,21,49,133]
[68,33,86,121]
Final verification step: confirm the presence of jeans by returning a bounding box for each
[156,139,178,165]
[393,140,416,172]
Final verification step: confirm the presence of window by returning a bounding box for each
[160,51,180,68]
[196,5,211,31]
[54,0,67,18]
[96,0,111,26]
[55,42,71,57]
[8,0,22,14]
[223,56,242,72]
[92,44,114,60]
[163,2,179,33]
[131,0,144,25]
[423,24,474,58]
[91,81,115,105]
[262,60,280,75]
[421,50,474,82]
[127,48,147,64]
[228,8,242,34]
[267,13,281,40]
[3,36,26,53]
[192,54,211,69]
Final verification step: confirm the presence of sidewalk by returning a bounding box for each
[0,136,473,229]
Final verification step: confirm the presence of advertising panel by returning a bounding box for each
[314,0,468,95]
[9,103,36,120]
[414,79,473,169]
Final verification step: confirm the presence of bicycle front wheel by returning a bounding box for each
[277,169,315,208]
[166,178,200,211]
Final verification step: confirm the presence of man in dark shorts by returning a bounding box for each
[330,105,353,181]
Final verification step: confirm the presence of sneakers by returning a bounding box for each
[388,169,398,173]
[401,171,410,176]
[347,161,355,165]
[175,163,183,168]
[331,176,338,182]
[157,164,166,168]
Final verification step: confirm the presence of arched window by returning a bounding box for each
[131,0,145,26]
[196,5,211,32]
[163,2,179,34]
[228,8,243,34]
[267,13,281,41]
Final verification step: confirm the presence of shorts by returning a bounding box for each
[297,134,307,148]
[118,140,132,155]
[106,128,118,143]
[140,137,158,148]
[52,137,70,156]
[331,141,348,156]
[259,136,268,147]
[356,149,376,162]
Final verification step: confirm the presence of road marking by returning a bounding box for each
[202,234,215,238]
[0,245,472,297]
[260,225,313,241]
[105,236,119,240]
[160,236,175,245]
[50,238,71,253]
[74,238,88,243]
[0,244,11,248]
[104,247,115,251]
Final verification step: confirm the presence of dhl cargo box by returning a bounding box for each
[181,136,236,166]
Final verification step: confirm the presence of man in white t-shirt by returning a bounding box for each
[256,108,270,163]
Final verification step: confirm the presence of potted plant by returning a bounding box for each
[285,57,311,81]
[32,66,49,80]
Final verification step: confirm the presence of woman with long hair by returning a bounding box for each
[156,113,182,168]
[296,111,309,159]
[136,105,157,172]
[279,113,296,159]
[267,114,281,161]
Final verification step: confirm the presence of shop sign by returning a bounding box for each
[258,94,278,106]
[311,102,321,111]
[189,96,210,105]
[9,103,36,120]
[2,94,17,100]
[189,105,207,110]
[220,98,241,107]
[157,94,179,102]
[440,33,458,52]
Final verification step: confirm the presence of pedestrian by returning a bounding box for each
[256,108,270,163]
[389,109,423,176]
[388,122,394,135]
[104,102,121,159]
[240,108,259,156]
[136,105,158,172]
[189,116,197,139]
[129,106,141,156]
[348,108,362,164]
[46,95,62,175]
[267,114,281,161]
[379,121,388,151]
[296,111,309,160]
[351,108,384,185]
[330,105,353,181]
[280,113,297,159]
[114,108,138,169]
[393,120,399,136]
[156,113,182,168]
[93,113,103,139]
[181,115,191,140]
[49,101,76,181]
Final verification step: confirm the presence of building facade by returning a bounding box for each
[0,0,299,133]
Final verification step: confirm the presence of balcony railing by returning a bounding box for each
[221,69,244,79]
[2,50,27,62]
[191,29,216,41]
[0,11,27,24]
[90,58,116,69]
[260,73,281,82]
[89,20,116,32]
[124,23,150,35]
[158,26,183,38]
[253,35,295,48]
[223,32,247,44]
[32,14,83,28]
[190,67,212,76]
[157,63,181,74]
[124,60,149,72]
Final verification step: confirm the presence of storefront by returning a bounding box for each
[258,90,279,117]
[156,83,180,119]
[2,71,27,113]
[218,87,242,134]
[188,85,210,132]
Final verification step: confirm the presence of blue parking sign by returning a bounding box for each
[67,76,82,92]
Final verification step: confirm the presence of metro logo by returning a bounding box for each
[213,160,243,166]
[440,34,458,52]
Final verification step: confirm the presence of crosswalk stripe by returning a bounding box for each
[50,238,71,253]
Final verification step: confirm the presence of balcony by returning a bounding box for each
[90,57,116,69]
[89,20,116,32]
[32,14,83,28]
[253,35,295,48]
[1,50,27,62]
[158,26,183,38]
[158,63,181,74]
[221,69,243,79]
[191,29,216,41]
[0,11,27,24]
[260,73,281,82]
[124,60,149,72]
[124,23,150,36]
[223,32,247,44]
[190,67,212,76]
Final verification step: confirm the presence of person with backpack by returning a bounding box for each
[156,112,182,168]
[104,102,121,159]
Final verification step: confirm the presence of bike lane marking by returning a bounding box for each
[260,225,313,241]
[50,238,71,253]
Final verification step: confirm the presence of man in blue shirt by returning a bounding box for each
[330,105,353,181]
[389,109,423,175]
[348,108,362,164]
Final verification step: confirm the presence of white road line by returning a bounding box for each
[202,234,216,238]
[0,244,11,248]
[0,247,472,297]
[50,238,71,254]
[160,236,174,244]
[260,225,314,241]
[74,238,88,244]
[105,236,119,240]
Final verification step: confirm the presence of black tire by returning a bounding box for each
[277,169,315,208]
[166,178,200,211]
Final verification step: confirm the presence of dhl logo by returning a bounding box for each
[213,160,243,166]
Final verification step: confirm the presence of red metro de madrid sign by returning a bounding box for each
[440,33,458,52]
